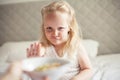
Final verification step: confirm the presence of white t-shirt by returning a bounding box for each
[44,45,81,80]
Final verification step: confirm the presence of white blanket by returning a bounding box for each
[91,54,120,80]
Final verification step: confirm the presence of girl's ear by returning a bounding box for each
[68,28,71,34]
[68,31,70,34]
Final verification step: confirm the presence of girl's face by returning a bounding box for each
[43,12,70,46]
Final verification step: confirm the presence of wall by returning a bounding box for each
[0,0,120,55]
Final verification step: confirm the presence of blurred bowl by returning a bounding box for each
[22,57,70,80]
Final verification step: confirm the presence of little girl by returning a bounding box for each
[27,1,93,80]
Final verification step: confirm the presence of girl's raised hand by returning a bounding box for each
[26,42,44,58]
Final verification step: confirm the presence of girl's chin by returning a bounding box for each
[50,41,62,45]
[51,42,61,46]
[48,39,67,46]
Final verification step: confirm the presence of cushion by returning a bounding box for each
[4,41,38,62]
[82,39,99,58]
[0,46,10,62]
[0,39,99,62]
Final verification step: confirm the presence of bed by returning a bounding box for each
[0,39,120,80]
[91,54,120,80]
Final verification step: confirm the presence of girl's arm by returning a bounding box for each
[71,44,93,80]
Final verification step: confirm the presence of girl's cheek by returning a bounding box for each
[46,32,52,37]
[45,31,50,35]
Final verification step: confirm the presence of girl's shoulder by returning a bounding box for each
[75,40,84,50]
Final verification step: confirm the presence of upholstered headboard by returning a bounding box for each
[0,0,120,55]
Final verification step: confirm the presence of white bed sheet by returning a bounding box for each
[92,53,120,80]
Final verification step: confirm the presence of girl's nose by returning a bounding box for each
[53,30,59,36]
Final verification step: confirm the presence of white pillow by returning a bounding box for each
[82,39,99,58]
[0,39,99,62]
[5,41,38,62]
[0,46,10,62]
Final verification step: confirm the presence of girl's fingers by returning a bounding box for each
[26,48,30,57]
[30,44,34,55]
[37,43,40,56]
[37,43,45,57]
[26,44,34,58]
[30,43,39,57]
[33,42,38,56]
[34,43,38,56]
[31,43,37,56]
[26,42,44,58]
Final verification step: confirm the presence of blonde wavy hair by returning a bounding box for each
[40,0,82,58]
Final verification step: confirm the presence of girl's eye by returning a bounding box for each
[58,27,65,31]
[46,27,53,32]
